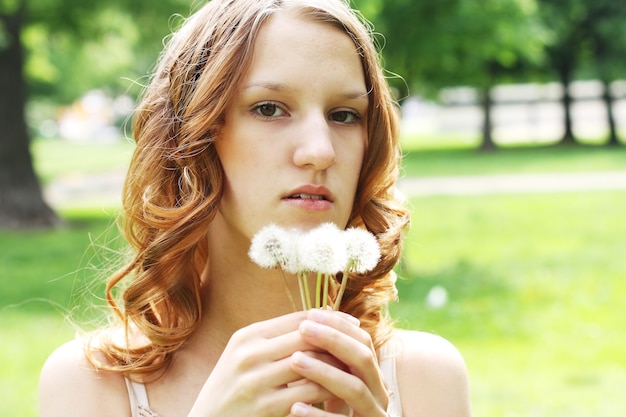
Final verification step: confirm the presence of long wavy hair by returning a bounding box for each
[88,0,410,377]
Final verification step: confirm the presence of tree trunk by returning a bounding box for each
[0,3,61,229]
[479,87,496,151]
[558,66,577,145]
[601,80,621,146]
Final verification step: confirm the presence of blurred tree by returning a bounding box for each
[537,0,589,145]
[0,0,189,229]
[536,0,626,146]
[369,0,547,150]
[1,0,58,228]
[581,0,626,146]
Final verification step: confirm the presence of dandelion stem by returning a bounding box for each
[278,269,298,312]
[315,272,322,309]
[302,272,312,310]
[322,274,329,309]
[333,263,353,311]
[297,273,307,310]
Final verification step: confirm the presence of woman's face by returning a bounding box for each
[213,11,368,242]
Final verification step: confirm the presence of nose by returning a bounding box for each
[292,113,336,171]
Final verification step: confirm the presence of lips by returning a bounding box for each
[282,185,334,211]
[288,193,327,201]
[284,185,333,202]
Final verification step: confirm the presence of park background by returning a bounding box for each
[1,0,625,416]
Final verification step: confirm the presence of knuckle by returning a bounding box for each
[235,347,262,371]
[257,395,289,416]
[353,344,374,367]
[351,379,370,401]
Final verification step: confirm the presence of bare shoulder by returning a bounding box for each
[39,338,130,417]
[393,330,472,417]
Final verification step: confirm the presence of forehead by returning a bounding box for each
[241,10,367,94]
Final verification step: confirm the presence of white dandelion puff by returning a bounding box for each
[344,227,380,273]
[249,222,381,312]
[248,224,297,270]
[297,223,348,274]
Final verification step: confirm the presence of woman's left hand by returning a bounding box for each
[289,309,389,417]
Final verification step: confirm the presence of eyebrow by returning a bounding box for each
[243,82,370,102]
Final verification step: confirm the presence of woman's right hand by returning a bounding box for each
[187,311,355,417]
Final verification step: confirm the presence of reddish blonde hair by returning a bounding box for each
[89,0,410,377]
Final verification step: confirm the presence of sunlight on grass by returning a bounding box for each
[31,138,134,184]
[400,145,626,177]
[0,312,75,417]
[390,191,626,416]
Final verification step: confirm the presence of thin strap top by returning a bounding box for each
[379,338,403,417]
[124,378,160,417]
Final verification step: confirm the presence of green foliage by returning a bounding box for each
[369,0,549,97]
[0,0,20,13]
[21,0,192,102]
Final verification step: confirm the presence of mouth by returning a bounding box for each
[283,185,334,208]
[288,193,328,201]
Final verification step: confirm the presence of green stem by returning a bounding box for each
[322,274,329,310]
[297,273,307,310]
[315,272,322,309]
[279,269,297,312]
[303,272,312,310]
[333,263,352,311]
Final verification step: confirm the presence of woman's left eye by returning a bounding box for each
[329,110,361,124]
[253,102,285,118]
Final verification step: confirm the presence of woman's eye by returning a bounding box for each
[254,102,284,118]
[330,110,360,124]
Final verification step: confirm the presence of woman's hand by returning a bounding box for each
[187,310,358,417]
[289,309,390,417]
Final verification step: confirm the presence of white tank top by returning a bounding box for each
[125,342,403,417]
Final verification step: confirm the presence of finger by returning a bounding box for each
[298,320,387,403]
[290,352,387,417]
[290,402,346,417]
[306,309,370,348]
[236,310,310,340]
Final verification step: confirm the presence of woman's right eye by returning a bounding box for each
[253,102,285,118]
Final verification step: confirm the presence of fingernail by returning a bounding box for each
[291,402,310,417]
[300,320,320,337]
[292,351,314,369]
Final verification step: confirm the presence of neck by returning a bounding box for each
[188,217,301,352]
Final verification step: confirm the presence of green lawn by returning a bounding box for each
[2,139,625,416]
[401,144,626,177]
[31,139,134,184]
[391,191,626,416]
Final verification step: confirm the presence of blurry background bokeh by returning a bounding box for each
[1,0,625,416]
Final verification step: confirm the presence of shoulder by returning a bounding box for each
[39,338,131,417]
[392,330,472,417]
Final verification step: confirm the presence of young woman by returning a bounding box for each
[39,1,471,416]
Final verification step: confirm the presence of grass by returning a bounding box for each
[0,212,118,417]
[390,192,626,416]
[2,138,625,416]
[401,143,626,177]
[31,139,134,184]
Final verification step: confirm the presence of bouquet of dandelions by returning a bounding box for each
[248,222,381,311]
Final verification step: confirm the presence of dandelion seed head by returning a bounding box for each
[297,223,347,274]
[344,227,380,273]
[249,224,297,270]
